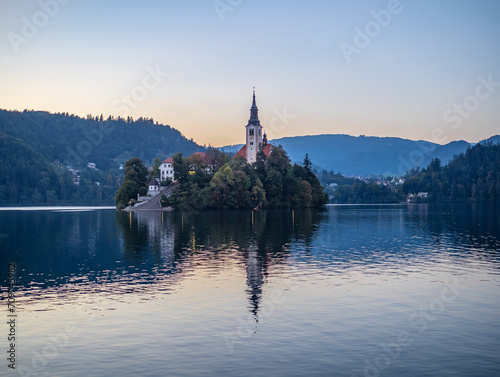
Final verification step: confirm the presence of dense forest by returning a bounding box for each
[115,148,329,210]
[316,169,405,204]
[166,148,328,210]
[403,143,500,203]
[0,133,117,205]
[318,142,500,204]
[2,109,498,206]
[0,109,204,206]
[333,181,405,204]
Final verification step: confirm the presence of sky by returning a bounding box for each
[0,0,499,147]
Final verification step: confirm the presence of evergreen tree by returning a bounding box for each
[165,147,327,210]
[303,153,312,173]
[403,143,500,203]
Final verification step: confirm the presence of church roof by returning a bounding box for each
[233,145,247,159]
[233,144,271,160]
[248,87,261,127]
[163,157,173,164]
[149,178,160,186]
[262,144,271,157]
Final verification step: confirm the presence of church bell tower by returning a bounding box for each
[245,88,263,163]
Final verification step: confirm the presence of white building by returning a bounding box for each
[159,157,175,182]
[234,88,271,163]
[147,178,161,196]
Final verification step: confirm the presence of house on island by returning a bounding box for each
[155,89,270,187]
[147,178,161,196]
[159,157,175,182]
[188,151,212,174]
[159,152,210,183]
[233,88,271,162]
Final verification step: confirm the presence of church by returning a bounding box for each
[157,89,271,188]
[234,89,271,163]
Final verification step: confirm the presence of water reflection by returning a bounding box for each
[2,205,500,377]
[410,204,500,266]
[114,209,324,318]
[1,205,499,315]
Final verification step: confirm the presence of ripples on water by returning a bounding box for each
[1,204,499,376]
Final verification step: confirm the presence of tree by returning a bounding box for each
[164,147,328,210]
[149,157,161,180]
[114,157,148,208]
[298,180,313,207]
[251,178,266,208]
[267,145,291,176]
[209,164,236,208]
[172,153,190,188]
[124,157,148,196]
[115,180,138,208]
[205,147,229,173]
[303,153,312,173]
[255,148,268,179]
[233,170,251,208]
[264,169,283,207]
[428,158,442,173]
[402,143,500,203]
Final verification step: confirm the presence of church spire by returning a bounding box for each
[249,87,259,124]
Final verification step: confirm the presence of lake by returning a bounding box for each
[1,204,499,377]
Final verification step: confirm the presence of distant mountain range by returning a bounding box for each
[1,107,499,206]
[222,135,500,176]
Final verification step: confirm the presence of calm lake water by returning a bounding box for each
[1,205,499,377]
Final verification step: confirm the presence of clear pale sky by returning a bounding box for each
[1,0,499,146]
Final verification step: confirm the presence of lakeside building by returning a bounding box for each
[158,89,271,185]
[159,158,174,182]
[234,88,271,162]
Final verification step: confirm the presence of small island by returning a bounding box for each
[115,90,328,210]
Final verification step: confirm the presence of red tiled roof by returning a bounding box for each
[163,158,173,164]
[262,144,271,157]
[232,144,271,160]
[233,145,247,159]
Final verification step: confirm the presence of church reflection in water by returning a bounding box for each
[5,204,500,316]
[115,209,324,319]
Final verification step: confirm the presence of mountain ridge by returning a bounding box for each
[0,109,204,205]
[221,134,499,176]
